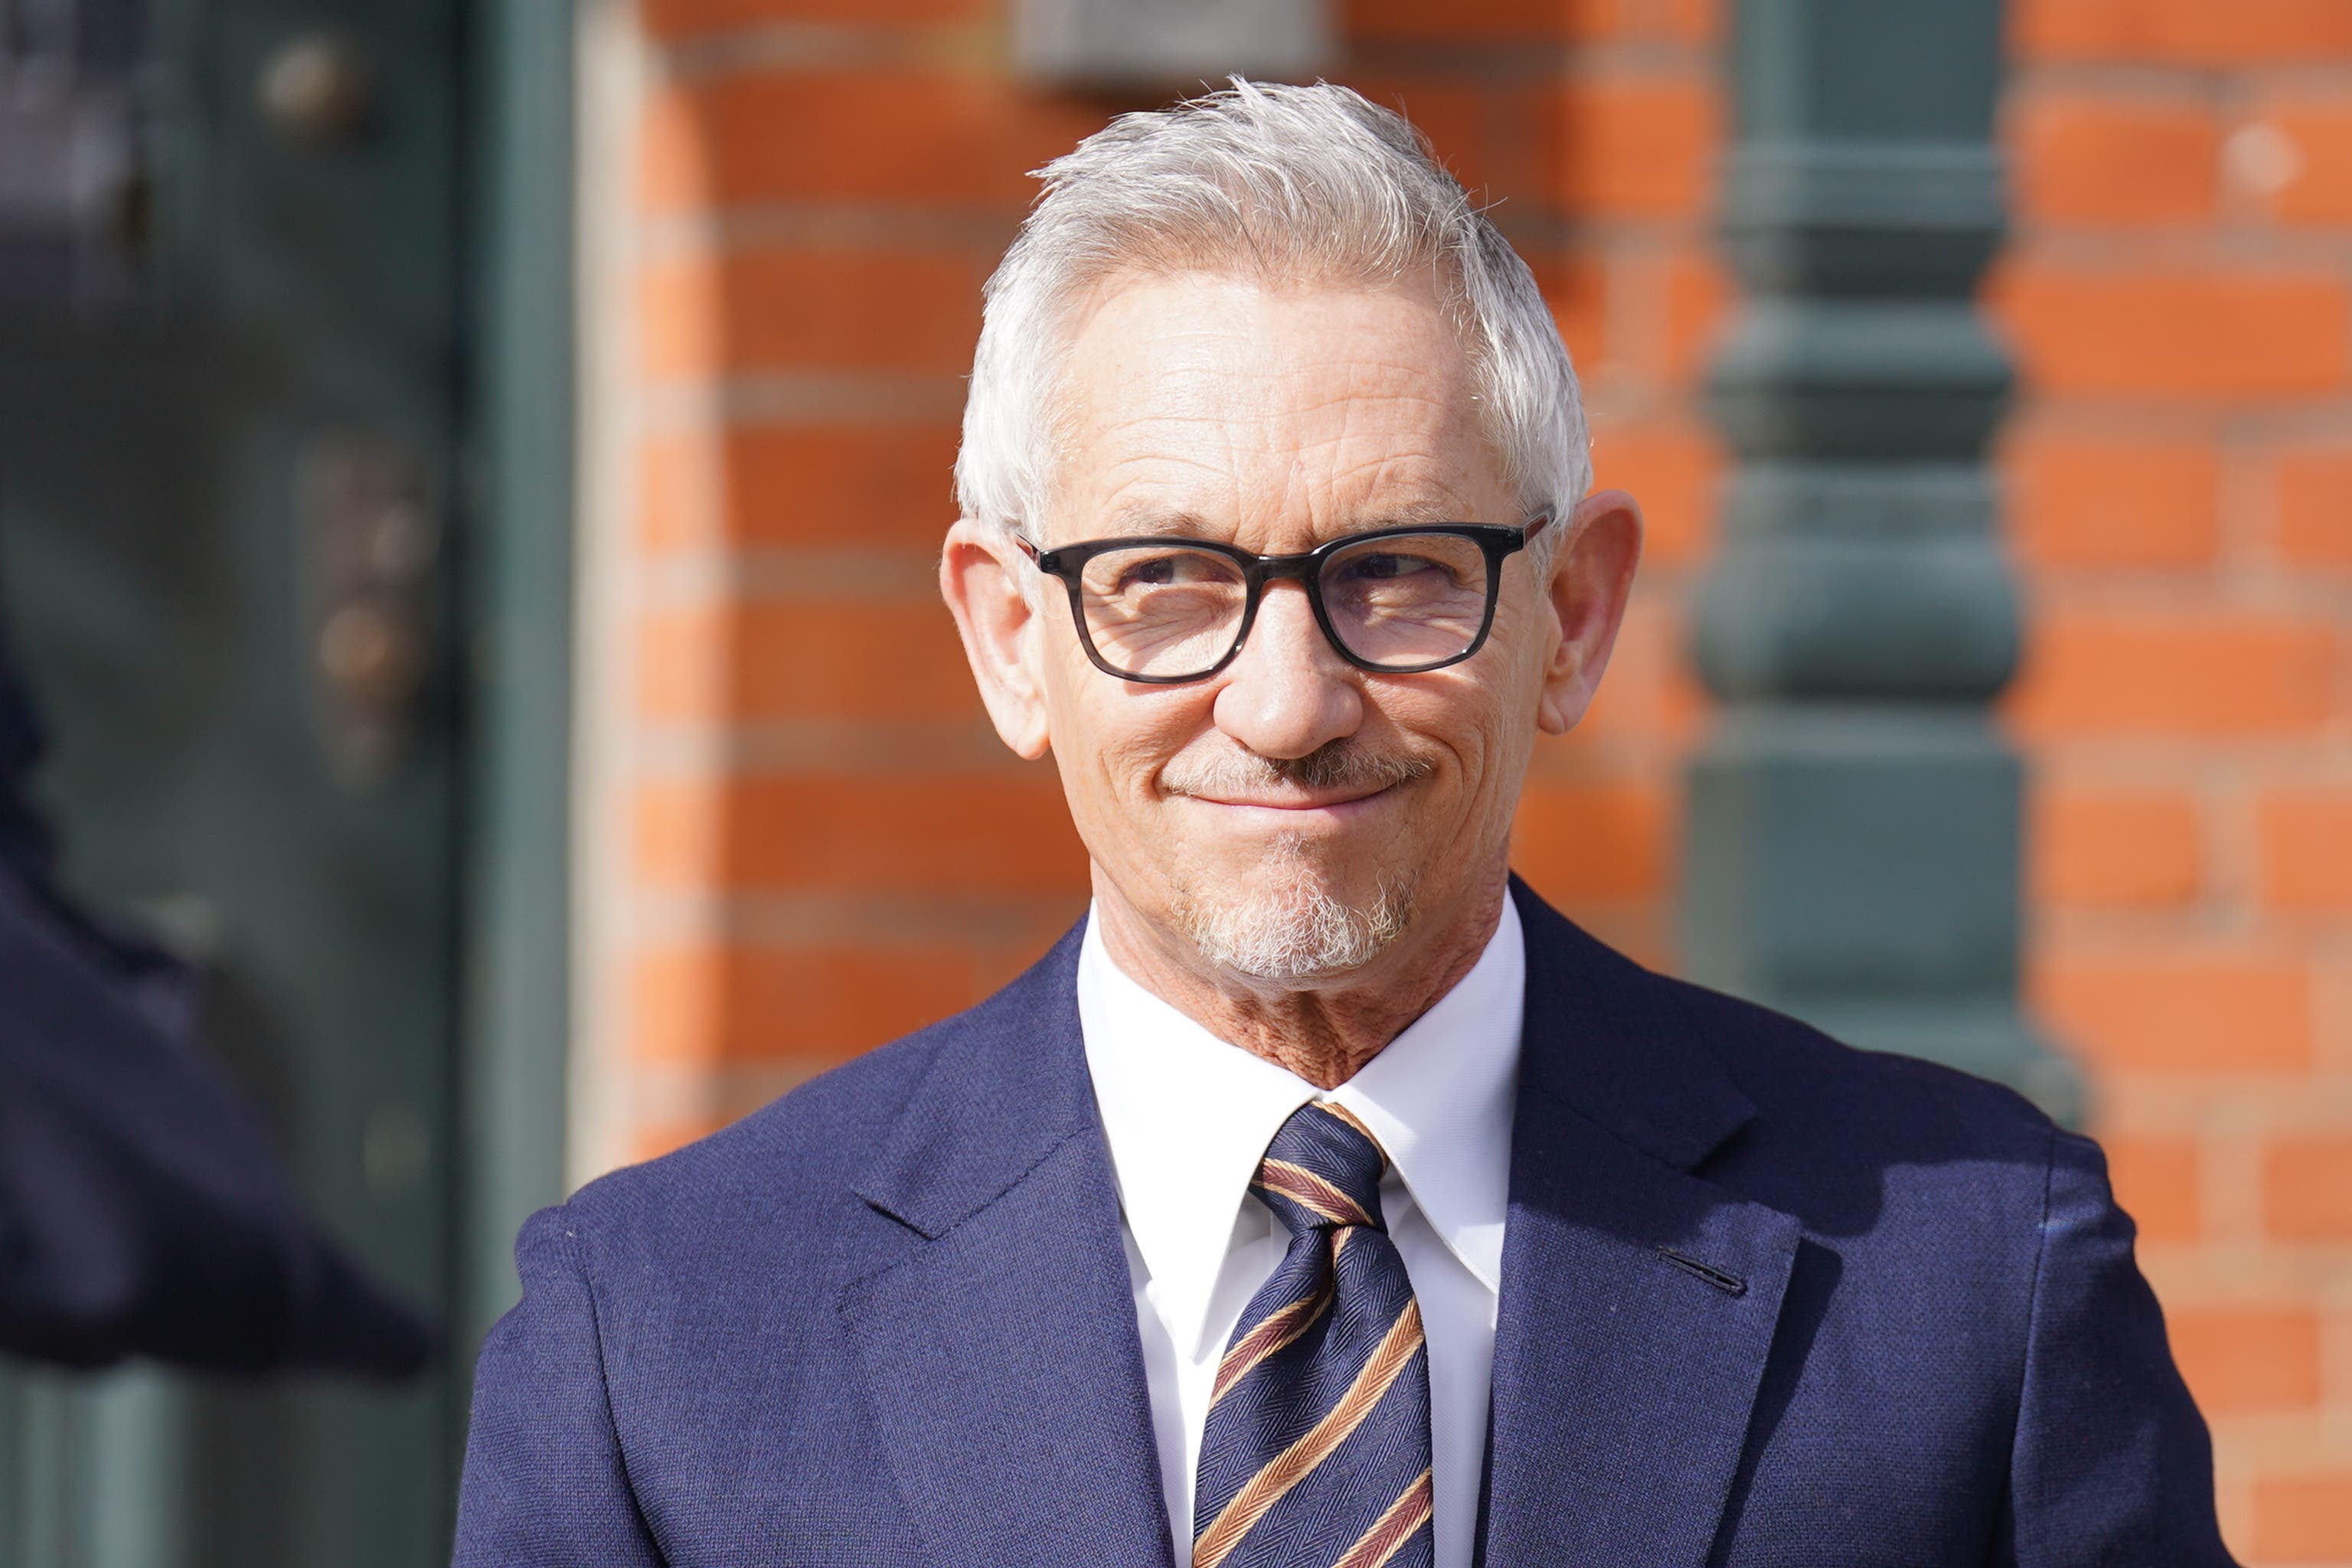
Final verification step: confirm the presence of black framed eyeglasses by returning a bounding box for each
[1015,517,1551,684]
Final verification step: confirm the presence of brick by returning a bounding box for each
[2274,444,2352,567]
[2032,950,2312,1073]
[640,247,985,380]
[640,435,721,554]
[2256,100,2352,225]
[2166,1305,2322,1413]
[2099,1133,2201,1243]
[1540,250,1611,384]
[634,942,981,1065]
[1341,0,1638,43]
[2002,429,2220,568]
[2252,1473,2352,1560]
[640,73,1112,214]
[643,0,985,34]
[637,253,722,384]
[1557,74,1719,220]
[2014,0,2352,63]
[640,425,964,554]
[2263,1136,2352,1239]
[630,1115,733,1165]
[2004,610,2337,738]
[642,83,712,214]
[1988,260,2352,400]
[639,599,978,724]
[2258,791,2352,910]
[635,772,1090,893]
[1511,779,1671,901]
[1660,243,1734,385]
[1474,82,1573,211]
[2011,93,2220,225]
[1659,0,1724,44]
[2030,785,2201,907]
[1588,416,1723,567]
[1348,77,1498,200]
[1350,77,1563,214]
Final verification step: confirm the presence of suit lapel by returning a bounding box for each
[1479,884,1802,1568]
[844,922,1174,1568]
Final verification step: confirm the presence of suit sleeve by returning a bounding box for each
[1997,1129,2238,1566]
[456,1206,665,1567]
[0,597,434,1377]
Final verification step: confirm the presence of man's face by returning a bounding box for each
[945,270,1637,990]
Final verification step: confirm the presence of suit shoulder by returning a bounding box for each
[1622,972,2073,1263]
[559,1019,946,1236]
[1655,972,2060,1163]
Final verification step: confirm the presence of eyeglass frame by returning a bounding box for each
[1012,515,1554,685]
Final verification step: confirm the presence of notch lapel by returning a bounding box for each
[1479,884,1802,1568]
[844,923,1174,1568]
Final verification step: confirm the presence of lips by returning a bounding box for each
[1175,782,1396,811]
[1166,780,1401,818]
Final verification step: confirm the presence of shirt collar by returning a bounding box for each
[1077,895,1524,1352]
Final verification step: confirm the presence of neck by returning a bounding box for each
[1091,864,1511,1089]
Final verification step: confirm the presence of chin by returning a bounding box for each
[1168,841,1421,983]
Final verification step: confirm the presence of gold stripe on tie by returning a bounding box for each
[1191,1301,1426,1568]
[1211,1272,1332,1405]
[1209,1233,1351,1406]
[1254,1159,1374,1228]
[1315,1101,1382,1148]
[1331,1468,1434,1568]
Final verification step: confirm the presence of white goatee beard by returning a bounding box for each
[1169,837,1419,982]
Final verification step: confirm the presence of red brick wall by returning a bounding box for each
[585,2,2350,1557]
[1991,2,2352,1554]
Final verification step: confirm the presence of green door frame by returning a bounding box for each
[451,0,579,1461]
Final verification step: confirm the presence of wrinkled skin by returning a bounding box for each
[941,273,1641,1086]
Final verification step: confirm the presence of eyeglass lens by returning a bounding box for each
[1073,532,1493,679]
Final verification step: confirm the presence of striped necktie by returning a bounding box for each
[1191,1102,1435,1568]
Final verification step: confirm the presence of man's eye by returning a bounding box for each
[1117,556,1181,589]
[1350,553,1438,581]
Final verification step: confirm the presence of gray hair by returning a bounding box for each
[952,79,1589,557]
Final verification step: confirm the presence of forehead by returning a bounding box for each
[1047,273,1504,537]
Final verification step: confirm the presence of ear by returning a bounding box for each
[939,518,1053,760]
[1535,488,1643,736]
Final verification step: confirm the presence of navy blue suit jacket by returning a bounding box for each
[457,881,2233,1566]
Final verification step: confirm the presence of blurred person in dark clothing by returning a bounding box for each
[0,591,433,1377]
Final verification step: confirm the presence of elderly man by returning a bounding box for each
[456,83,2229,1566]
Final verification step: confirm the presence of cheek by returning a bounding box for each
[1378,676,1534,831]
[1042,665,1207,815]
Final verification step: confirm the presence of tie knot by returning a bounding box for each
[1250,1101,1390,1238]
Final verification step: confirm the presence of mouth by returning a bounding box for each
[1165,780,1412,825]
[1174,781,1399,812]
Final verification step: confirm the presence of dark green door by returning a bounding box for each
[0,0,472,1561]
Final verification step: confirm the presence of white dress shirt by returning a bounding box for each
[1076,897,1524,1568]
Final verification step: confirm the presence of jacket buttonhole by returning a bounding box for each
[1657,1245,1747,1296]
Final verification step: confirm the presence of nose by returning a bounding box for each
[1212,580,1364,760]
